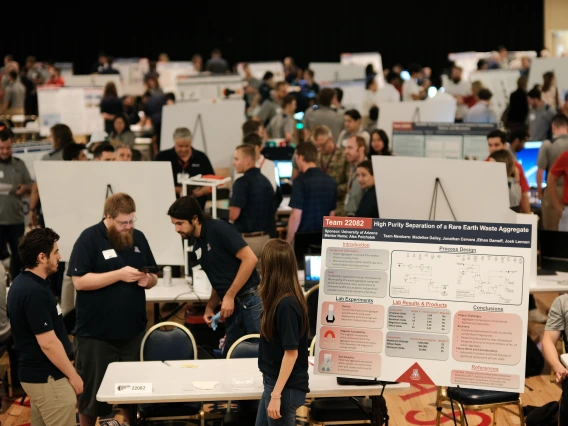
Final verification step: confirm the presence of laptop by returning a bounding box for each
[304,254,322,290]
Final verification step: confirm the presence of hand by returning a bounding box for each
[175,186,183,196]
[69,374,84,395]
[15,185,25,196]
[220,295,235,319]
[192,187,209,198]
[120,266,145,283]
[138,273,151,288]
[538,187,544,200]
[267,396,281,419]
[555,367,568,384]
[285,131,293,142]
[29,211,40,228]
[203,306,215,328]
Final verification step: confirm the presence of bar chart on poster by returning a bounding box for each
[314,217,533,392]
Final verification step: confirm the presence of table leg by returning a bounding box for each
[154,303,159,324]
[128,404,138,426]
[371,395,381,426]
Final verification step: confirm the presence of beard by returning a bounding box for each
[108,224,134,251]
[451,77,461,84]
[46,258,59,276]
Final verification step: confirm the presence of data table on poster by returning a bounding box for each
[314,217,532,393]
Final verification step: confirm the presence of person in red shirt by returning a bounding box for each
[46,67,65,87]
[486,130,530,213]
[547,151,568,231]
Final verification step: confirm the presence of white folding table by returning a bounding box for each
[97,358,408,426]
[530,271,568,293]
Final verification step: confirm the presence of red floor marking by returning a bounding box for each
[399,384,438,401]
[405,409,492,425]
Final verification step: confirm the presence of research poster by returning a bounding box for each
[392,122,498,160]
[314,217,532,393]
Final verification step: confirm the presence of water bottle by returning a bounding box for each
[163,266,172,287]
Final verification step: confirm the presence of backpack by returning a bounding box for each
[525,336,544,377]
[525,401,559,426]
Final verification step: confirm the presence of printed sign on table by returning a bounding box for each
[314,217,532,392]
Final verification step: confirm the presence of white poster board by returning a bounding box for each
[314,216,532,393]
[341,52,385,88]
[237,61,285,81]
[378,100,456,143]
[321,81,365,111]
[156,62,195,93]
[528,57,568,92]
[373,156,516,224]
[469,70,521,119]
[114,58,149,95]
[308,63,365,83]
[38,86,104,137]
[160,100,245,169]
[65,74,123,96]
[34,162,183,265]
[176,74,243,101]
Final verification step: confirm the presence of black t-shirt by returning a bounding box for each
[67,221,157,340]
[155,147,214,208]
[7,271,73,383]
[258,296,309,392]
[100,97,124,134]
[230,168,275,233]
[355,186,379,219]
[193,219,260,300]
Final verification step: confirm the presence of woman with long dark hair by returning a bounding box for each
[256,239,309,426]
[368,129,392,156]
[100,81,123,134]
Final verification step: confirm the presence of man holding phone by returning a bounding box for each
[67,193,157,426]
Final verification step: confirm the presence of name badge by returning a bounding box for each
[177,173,190,184]
[56,303,62,316]
[195,247,202,260]
[0,171,3,178]
[115,383,152,395]
[529,113,536,121]
[102,249,117,259]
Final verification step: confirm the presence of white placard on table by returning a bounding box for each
[115,383,152,395]
[313,216,533,393]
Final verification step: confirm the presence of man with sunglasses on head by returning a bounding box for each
[67,193,158,426]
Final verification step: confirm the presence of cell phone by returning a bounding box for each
[138,266,158,273]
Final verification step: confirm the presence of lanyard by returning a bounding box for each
[258,156,266,169]
[177,156,190,172]
[348,166,357,190]
[320,147,336,173]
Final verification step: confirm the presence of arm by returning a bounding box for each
[542,330,568,383]
[72,270,123,291]
[15,183,32,196]
[203,288,221,327]
[519,192,531,214]
[36,331,83,392]
[547,173,564,218]
[101,112,116,121]
[537,168,545,198]
[286,209,302,243]
[221,246,258,318]
[229,206,241,222]
[29,182,40,228]
[267,350,298,419]
[139,273,158,290]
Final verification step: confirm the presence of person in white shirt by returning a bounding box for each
[402,64,427,101]
[377,72,401,105]
[236,132,277,192]
[361,79,379,120]
[443,65,471,122]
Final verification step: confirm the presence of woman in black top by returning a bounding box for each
[368,129,392,156]
[355,160,379,218]
[256,239,309,426]
[99,82,123,134]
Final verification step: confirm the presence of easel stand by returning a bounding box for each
[428,177,457,221]
[181,174,231,276]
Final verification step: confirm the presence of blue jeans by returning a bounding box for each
[223,293,262,355]
[255,376,306,426]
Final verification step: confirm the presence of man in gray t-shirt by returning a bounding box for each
[0,129,33,280]
[528,88,556,141]
[543,294,568,423]
[536,114,568,230]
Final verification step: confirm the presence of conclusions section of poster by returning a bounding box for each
[314,217,531,392]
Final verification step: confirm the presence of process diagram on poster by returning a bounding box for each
[314,217,532,392]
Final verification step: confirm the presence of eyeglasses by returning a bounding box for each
[114,216,137,227]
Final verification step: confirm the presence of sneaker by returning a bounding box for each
[528,309,548,324]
